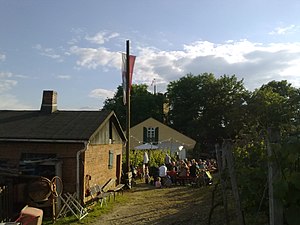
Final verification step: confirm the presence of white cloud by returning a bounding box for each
[0,94,33,110]
[269,25,299,35]
[135,40,300,91]
[14,74,29,79]
[0,53,6,61]
[0,72,13,78]
[34,44,63,61]
[56,75,71,80]
[67,38,80,45]
[70,38,300,92]
[132,46,185,86]
[177,40,300,90]
[85,31,119,45]
[0,72,34,109]
[89,88,115,103]
[183,40,264,63]
[68,28,85,45]
[70,46,120,69]
[0,72,17,93]
[0,80,17,93]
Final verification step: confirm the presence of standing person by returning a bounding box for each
[143,151,149,165]
[143,151,149,183]
[143,152,149,173]
[189,159,199,183]
[164,154,172,170]
[178,160,189,185]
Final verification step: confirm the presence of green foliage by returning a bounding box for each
[43,195,129,225]
[231,80,300,224]
[103,85,126,127]
[127,149,172,168]
[248,80,300,135]
[233,141,269,214]
[149,150,172,167]
[285,205,300,225]
[104,74,300,224]
[103,84,166,129]
[270,136,300,225]
[167,73,249,152]
[273,179,289,200]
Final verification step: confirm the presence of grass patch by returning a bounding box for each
[43,194,129,225]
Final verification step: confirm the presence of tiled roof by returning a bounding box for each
[0,109,114,141]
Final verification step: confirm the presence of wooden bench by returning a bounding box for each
[103,178,125,201]
[176,176,195,185]
[107,184,125,200]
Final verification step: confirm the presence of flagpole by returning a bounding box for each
[125,40,130,174]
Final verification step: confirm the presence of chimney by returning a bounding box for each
[40,90,58,113]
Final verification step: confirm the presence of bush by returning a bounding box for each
[123,149,172,168]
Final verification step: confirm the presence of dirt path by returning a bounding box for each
[93,182,223,225]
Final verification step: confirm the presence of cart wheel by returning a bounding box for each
[51,176,63,197]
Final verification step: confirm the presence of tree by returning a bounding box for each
[166,73,249,153]
[247,80,300,136]
[103,84,166,129]
[232,80,300,223]
[167,73,209,139]
[103,85,126,128]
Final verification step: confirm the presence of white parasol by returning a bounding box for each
[134,143,159,150]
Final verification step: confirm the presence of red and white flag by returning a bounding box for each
[122,53,136,105]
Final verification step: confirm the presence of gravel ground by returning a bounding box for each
[93,181,225,225]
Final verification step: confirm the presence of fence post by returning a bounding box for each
[267,128,283,225]
[215,144,230,225]
[224,141,245,225]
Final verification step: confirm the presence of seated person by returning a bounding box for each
[167,167,177,183]
[159,163,167,177]
[155,177,162,188]
[178,161,189,185]
[149,166,159,184]
[159,163,168,185]
[164,175,172,187]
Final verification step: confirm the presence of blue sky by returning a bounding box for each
[1,0,300,110]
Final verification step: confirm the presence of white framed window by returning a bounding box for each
[147,127,155,140]
[143,126,159,144]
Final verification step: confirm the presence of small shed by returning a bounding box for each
[0,90,126,219]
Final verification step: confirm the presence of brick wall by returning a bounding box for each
[84,143,123,200]
[0,142,83,194]
[0,141,123,202]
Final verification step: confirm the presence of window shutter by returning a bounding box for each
[143,127,147,143]
[155,127,159,144]
[108,150,113,169]
[109,120,113,140]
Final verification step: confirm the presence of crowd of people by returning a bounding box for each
[133,153,217,188]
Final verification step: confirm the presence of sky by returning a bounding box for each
[1,0,300,110]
